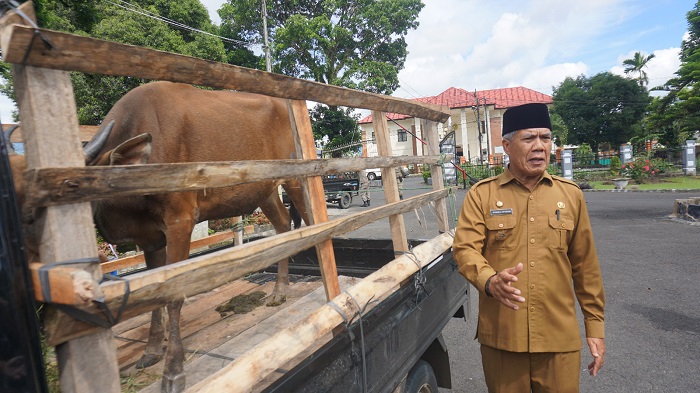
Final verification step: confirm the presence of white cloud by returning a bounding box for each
[610,47,681,91]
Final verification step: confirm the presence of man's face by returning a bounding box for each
[502,128,552,179]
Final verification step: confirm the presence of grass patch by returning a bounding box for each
[589,176,700,190]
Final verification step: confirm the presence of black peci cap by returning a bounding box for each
[502,103,552,136]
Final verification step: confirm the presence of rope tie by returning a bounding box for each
[396,249,427,306]
[3,0,55,64]
[328,291,378,393]
[38,257,131,328]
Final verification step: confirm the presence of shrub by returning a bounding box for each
[620,156,666,183]
[609,156,621,176]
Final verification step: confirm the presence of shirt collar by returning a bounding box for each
[498,165,553,187]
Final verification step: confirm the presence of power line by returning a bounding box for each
[104,0,253,48]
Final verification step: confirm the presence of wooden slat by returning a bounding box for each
[0,25,451,123]
[42,189,449,345]
[5,2,121,392]
[188,232,455,393]
[372,111,408,254]
[23,155,448,207]
[99,231,235,274]
[287,99,340,300]
[424,120,449,233]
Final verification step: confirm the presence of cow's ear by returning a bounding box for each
[108,133,152,165]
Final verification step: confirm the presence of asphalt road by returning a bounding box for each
[333,176,700,392]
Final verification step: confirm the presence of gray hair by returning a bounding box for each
[502,131,516,142]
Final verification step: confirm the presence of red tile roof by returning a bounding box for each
[359,86,552,124]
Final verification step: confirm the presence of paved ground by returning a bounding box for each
[332,176,700,392]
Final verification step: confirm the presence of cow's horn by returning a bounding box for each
[2,124,18,153]
[84,119,114,162]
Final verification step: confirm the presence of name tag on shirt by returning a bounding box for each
[490,208,513,216]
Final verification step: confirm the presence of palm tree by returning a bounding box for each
[623,52,656,87]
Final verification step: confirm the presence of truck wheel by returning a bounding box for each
[367,172,377,181]
[339,192,352,209]
[404,360,438,393]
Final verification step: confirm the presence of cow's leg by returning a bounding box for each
[160,204,197,393]
[260,192,293,306]
[136,247,167,369]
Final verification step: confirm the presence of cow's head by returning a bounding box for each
[3,121,152,261]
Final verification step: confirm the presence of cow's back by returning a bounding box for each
[100,81,294,164]
[95,81,297,222]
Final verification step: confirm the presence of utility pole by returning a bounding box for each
[474,90,483,164]
[483,96,491,165]
[261,0,271,72]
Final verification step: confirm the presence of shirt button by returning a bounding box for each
[530,262,535,267]
[498,223,504,228]
[530,307,535,312]
[561,223,566,228]
[530,284,535,289]
[530,238,535,244]
[530,217,535,222]
[529,196,534,200]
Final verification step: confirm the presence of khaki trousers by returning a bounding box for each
[480,345,581,393]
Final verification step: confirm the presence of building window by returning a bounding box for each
[397,130,407,142]
[371,131,375,141]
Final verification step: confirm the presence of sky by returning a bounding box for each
[0,0,695,122]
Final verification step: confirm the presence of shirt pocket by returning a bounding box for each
[548,215,575,251]
[484,215,517,250]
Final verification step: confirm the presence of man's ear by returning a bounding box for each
[502,138,511,156]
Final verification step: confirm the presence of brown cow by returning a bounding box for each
[7,81,309,393]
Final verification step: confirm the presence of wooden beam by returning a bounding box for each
[42,189,448,345]
[0,25,451,123]
[187,232,455,393]
[372,111,408,254]
[98,230,235,274]
[424,120,450,233]
[287,99,340,300]
[23,155,448,207]
[4,2,121,392]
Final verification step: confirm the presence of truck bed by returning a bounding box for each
[115,238,468,392]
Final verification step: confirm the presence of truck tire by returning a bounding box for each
[339,192,352,209]
[404,360,438,393]
[367,172,377,181]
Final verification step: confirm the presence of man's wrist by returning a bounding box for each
[484,274,497,297]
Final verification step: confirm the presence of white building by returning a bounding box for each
[358,86,552,171]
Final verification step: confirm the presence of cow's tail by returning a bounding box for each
[289,202,302,230]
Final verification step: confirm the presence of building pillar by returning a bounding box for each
[561,149,573,180]
[683,140,697,175]
[620,144,633,164]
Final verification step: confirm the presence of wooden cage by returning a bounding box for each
[0,2,456,392]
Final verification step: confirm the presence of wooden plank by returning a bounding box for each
[0,25,451,123]
[23,155,447,207]
[187,232,455,392]
[5,2,121,392]
[372,111,408,254]
[99,231,235,274]
[137,279,340,392]
[424,120,449,233]
[287,99,340,300]
[43,189,449,345]
[6,124,99,143]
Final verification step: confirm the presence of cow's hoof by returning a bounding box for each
[161,372,186,393]
[135,354,162,369]
[266,295,286,307]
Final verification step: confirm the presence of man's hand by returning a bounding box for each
[587,337,606,376]
[487,263,526,310]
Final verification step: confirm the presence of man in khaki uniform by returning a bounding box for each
[453,103,606,393]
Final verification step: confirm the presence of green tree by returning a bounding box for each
[622,51,656,87]
[552,72,651,158]
[550,112,569,146]
[0,0,230,124]
[647,2,700,142]
[310,105,361,157]
[220,0,424,95]
[218,0,423,153]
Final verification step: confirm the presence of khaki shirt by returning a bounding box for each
[453,167,605,352]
